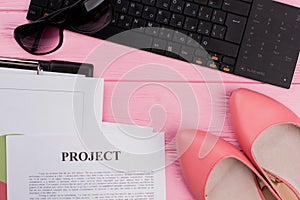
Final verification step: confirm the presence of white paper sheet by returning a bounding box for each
[102,122,154,137]
[6,133,166,200]
[0,73,103,135]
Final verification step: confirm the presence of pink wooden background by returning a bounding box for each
[0,0,299,199]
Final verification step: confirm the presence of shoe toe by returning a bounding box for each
[176,130,272,200]
[230,88,300,156]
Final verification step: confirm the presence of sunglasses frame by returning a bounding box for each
[14,0,113,55]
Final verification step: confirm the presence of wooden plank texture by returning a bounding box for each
[0,0,300,199]
[84,81,300,199]
[0,1,28,10]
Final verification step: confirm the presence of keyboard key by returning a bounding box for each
[195,47,209,58]
[111,13,119,26]
[170,0,185,13]
[26,5,43,20]
[128,2,143,17]
[156,0,170,9]
[180,45,194,61]
[142,6,157,20]
[156,10,171,24]
[118,15,133,29]
[193,57,207,66]
[115,0,130,13]
[225,14,247,44]
[210,53,222,62]
[48,0,63,10]
[152,38,167,53]
[159,27,174,40]
[142,0,156,6]
[222,56,236,65]
[211,10,226,24]
[132,18,147,30]
[31,0,48,7]
[208,0,223,9]
[184,2,199,17]
[145,22,160,36]
[197,21,212,35]
[198,6,213,21]
[183,17,198,32]
[207,60,219,69]
[145,28,159,36]
[220,64,234,73]
[166,41,181,57]
[187,33,202,47]
[173,30,187,44]
[194,0,208,5]
[201,36,239,57]
[211,24,226,39]
[222,0,250,16]
[170,13,184,28]
[146,21,160,27]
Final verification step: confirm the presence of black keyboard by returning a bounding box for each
[27,0,300,88]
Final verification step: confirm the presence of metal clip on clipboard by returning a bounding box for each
[0,57,94,77]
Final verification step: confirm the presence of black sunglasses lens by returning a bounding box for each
[71,4,113,34]
[15,24,61,54]
[14,0,113,54]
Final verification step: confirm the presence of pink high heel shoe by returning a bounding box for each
[176,129,278,200]
[230,88,300,200]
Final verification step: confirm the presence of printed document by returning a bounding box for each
[6,132,166,200]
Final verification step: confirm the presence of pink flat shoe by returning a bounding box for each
[230,88,300,200]
[176,129,278,200]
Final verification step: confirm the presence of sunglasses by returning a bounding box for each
[14,0,114,55]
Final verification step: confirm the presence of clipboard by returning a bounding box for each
[0,73,104,184]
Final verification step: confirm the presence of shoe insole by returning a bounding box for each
[205,158,263,200]
[253,123,300,198]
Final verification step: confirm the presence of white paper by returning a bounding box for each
[6,133,166,200]
[0,73,103,136]
[102,122,154,137]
